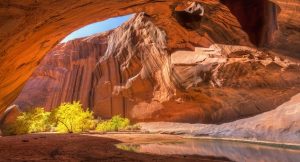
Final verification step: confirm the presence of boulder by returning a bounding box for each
[0,105,21,135]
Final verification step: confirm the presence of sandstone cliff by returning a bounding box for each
[1,0,300,113]
[13,13,300,123]
[13,32,109,111]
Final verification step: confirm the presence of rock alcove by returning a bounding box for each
[0,0,300,124]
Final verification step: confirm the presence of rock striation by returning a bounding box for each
[139,92,300,143]
[0,0,300,113]
[13,32,109,112]
[13,13,300,123]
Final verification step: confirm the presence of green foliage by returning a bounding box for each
[96,115,130,132]
[10,108,50,135]
[50,101,96,133]
[1,101,137,136]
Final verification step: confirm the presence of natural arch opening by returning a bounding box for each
[0,0,299,125]
[0,2,300,160]
[60,14,134,43]
[12,14,135,117]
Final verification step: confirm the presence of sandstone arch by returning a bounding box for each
[0,0,299,120]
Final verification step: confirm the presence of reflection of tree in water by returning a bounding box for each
[116,140,300,162]
[116,144,141,152]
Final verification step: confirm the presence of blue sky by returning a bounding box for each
[61,14,133,43]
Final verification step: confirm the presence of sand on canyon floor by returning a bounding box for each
[0,133,231,162]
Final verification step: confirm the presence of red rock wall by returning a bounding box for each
[13,13,300,123]
[13,33,109,111]
[270,0,300,57]
[1,0,300,123]
[220,0,279,46]
[0,0,298,114]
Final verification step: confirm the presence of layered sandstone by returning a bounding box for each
[140,93,300,143]
[13,13,300,124]
[1,0,300,113]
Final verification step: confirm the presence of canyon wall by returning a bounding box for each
[1,0,300,114]
[13,32,109,112]
[13,13,300,123]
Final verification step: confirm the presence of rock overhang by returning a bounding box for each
[0,0,299,114]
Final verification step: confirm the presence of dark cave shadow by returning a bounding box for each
[173,11,203,30]
[172,0,281,48]
[220,0,281,47]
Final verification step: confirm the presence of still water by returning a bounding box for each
[116,139,300,162]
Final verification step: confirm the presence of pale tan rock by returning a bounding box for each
[139,92,300,143]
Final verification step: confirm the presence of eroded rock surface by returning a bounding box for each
[139,93,300,143]
[1,0,300,113]
[13,13,300,123]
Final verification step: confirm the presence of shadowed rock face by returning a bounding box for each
[0,105,21,134]
[220,0,279,47]
[13,32,109,112]
[13,13,300,123]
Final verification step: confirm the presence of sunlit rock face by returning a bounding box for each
[13,13,300,123]
[1,0,300,113]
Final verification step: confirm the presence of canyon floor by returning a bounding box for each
[0,133,230,162]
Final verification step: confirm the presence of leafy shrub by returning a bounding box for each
[96,115,130,132]
[10,108,50,135]
[1,102,136,135]
[50,101,96,133]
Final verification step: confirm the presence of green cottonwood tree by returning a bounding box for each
[50,101,96,133]
[12,107,50,135]
[96,115,130,132]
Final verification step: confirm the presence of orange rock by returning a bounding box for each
[13,13,300,123]
[1,1,300,123]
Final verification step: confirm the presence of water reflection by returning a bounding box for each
[116,139,300,162]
